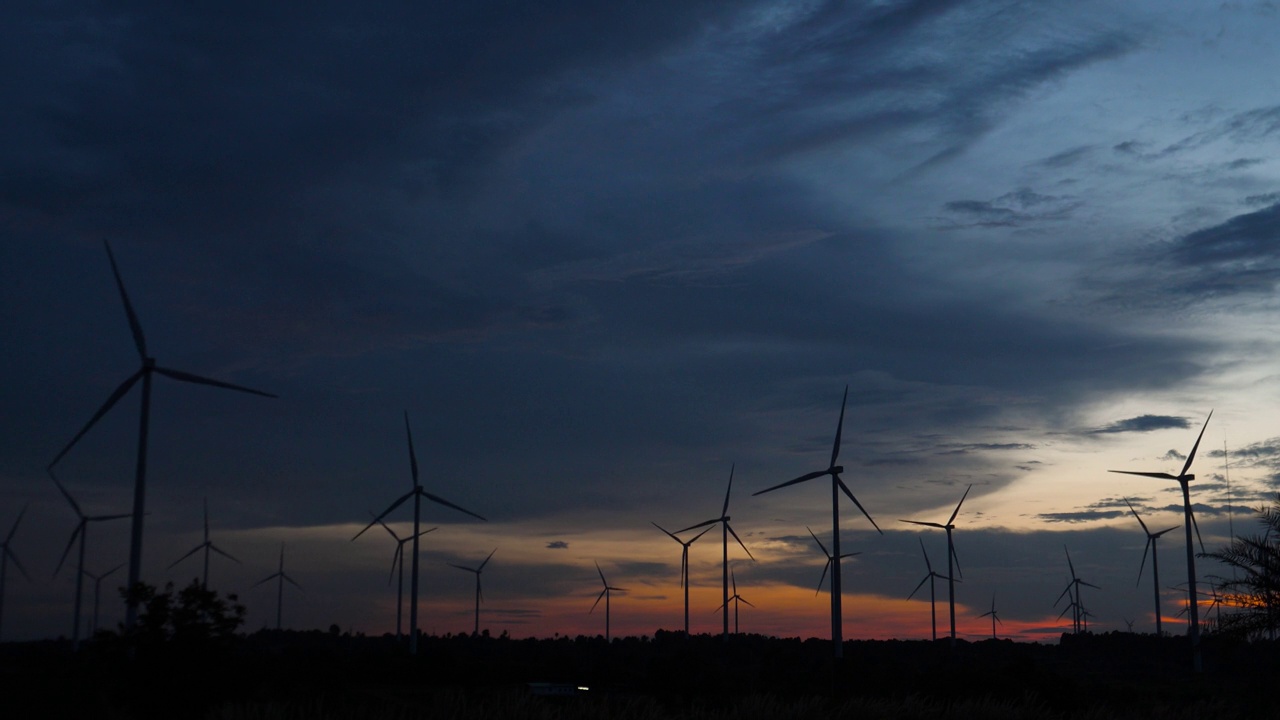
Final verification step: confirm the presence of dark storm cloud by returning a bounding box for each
[1090,415,1190,434]
[546,541,569,550]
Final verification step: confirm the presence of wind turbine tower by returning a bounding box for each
[652,522,713,635]
[251,543,301,630]
[907,537,952,641]
[1123,497,1178,636]
[448,549,496,636]
[901,484,972,647]
[753,387,883,659]
[678,465,754,640]
[590,562,625,642]
[374,517,436,640]
[50,472,130,651]
[47,240,276,631]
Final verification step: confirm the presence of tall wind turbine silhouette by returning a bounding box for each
[900,484,972,647]
[753,387,882,659]
[979,593,1002,639]
[1123,497,1179,636]
[590,562,625,642]
[807,526,860,596]
[1109,411,1212,671]
[713,569,754,635]
[352,411,486,655]
[448,549,496,637]
[50,472,130,651]
[678,465,754,640]
[1,506,31,642]
[47,240,276,631]
[168,498,240,589]
[907,537,953,641]
[83,563,125,636]
[252,544,301,630]
[652,522,713,635]
[374,517,436,640]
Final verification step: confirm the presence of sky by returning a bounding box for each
[4,1,1280,644]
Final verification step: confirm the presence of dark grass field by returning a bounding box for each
[3,630,1277,719]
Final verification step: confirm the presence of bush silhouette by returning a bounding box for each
[1201,493,1280,640]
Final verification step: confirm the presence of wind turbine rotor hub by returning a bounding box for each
[143,357,156,368]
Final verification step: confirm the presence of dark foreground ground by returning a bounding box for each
[2,630,1277,719]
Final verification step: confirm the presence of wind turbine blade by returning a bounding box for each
[1064,547,1077,579]
[447,563,472,572]
[49,474,83,518]
[837,477,882,533]
[1153,526,1180,539]
[5,505,27,543]
[950,542,963,579]
[103,239,148,360]
[48,370,143,469]
[1179,410,1212,479]
[403,411,418,485]
[154,366,276,398]
[731,569,737,595]
[838,552,861,559]
[725,523,754,561]
[739,597,756,608]
[88,513,132,523]
[1136,538,1151,586]
[807,526,830,559]
[919,537,933,573]
[209,544,241,563]
[675,518,720,534]
[1124,497,1150,534]
[388,544,402,584]
[947,484,973,526]
[817,558,831,595]
[284,574,302,590]
[722,464,734,518]
[907,574,929,600]
[103,563,125,578]
[1108,470,1179,480]
[421,490,487,521]
[831,385,848,469]
[1054,584,1073,606]
[478,548,497,571]
[167,544,204,569]
[352,492,414,540]
[752,470,829,496]
[595,561,607,587]
[690,525,715,543]
[54,523,84,576]
[590,588,606,613]
[900,520,945,529]
[250,573,279,589]
[1190,508,1206,554]
[651,522,681,543]
[1081,581,1101,590]
[375,516,402,542]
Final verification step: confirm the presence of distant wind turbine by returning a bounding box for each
[754,387,882,659]
[979,593,1002,640]
[374,517,436,640]
[678,465,754,640]
[251,543,301,630]
[50,472,130,651]
[901,484,972,647]
[47,240,276,632]
[713,569,755,635]
[906,537,954,641]
[651,522,713,635]
[590,562,625,642]
[1109,410,1212,672]
[1,506,32,642]
[352,411,486,655]
[807,526,860,596]
[168,497,241,589]
[82,563,125,636]
[1123,497,1178,636]
[448,549,496,637]
[1055,547,1099,634]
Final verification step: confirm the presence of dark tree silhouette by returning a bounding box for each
[120,579,246,644]
[1201,493,1280,640]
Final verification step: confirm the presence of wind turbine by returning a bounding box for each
[251,543,301,630]
[651,522,713,635]
[590,562,625,642]
[1123,497,1178,636]
[678,465,754,640]
[1,506,32,642]
[807,526,860,596]
[900,484,972,647]
[168,498,241,589]
[753,387,882,659]
[351,411,486,655]
[448,548,496,637]
[713,569,755,635]
[1055,547,1099,634]
[47,240,276,632]
[50,472,130,651]
[1109,410,1212,671]
[979,593,1002,640]
[907,537,954,641]
[374,517,436,640]
[82,563,125,636]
